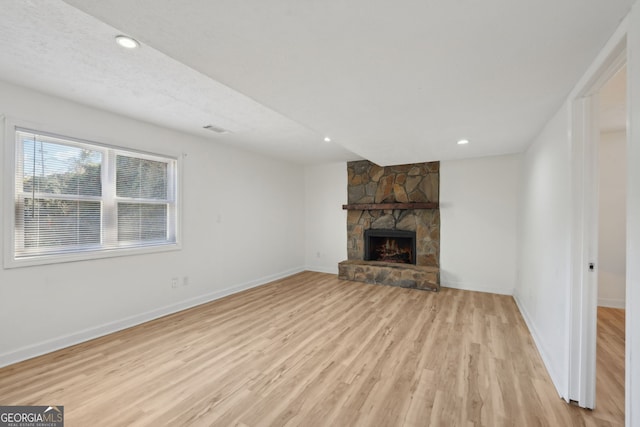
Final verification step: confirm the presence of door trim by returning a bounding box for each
[568,35,627,409]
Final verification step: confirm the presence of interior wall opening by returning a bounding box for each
[594,64,627,419]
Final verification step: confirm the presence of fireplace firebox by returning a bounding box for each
[364,229,416,265]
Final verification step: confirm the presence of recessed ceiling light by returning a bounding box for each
[457,139,470,145]
[324,136,331,142]
[115,35,140,49]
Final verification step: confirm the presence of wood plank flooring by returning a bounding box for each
[597,307,625,424]
[0,272,625,426]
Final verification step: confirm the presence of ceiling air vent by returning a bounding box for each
[203,124,230,134]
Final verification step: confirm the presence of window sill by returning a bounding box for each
[4,242,181,269]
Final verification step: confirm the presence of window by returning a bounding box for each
[9,128,179,266]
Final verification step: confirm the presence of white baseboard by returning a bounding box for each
[598,298,626,309]
[440,280,514,296]
[0,266,304,368]
[304,264,338,275]
[513,294,565,400]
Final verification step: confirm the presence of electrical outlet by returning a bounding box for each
[171,277,179,288]
[182,276,189,287]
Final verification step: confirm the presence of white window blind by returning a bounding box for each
[12,129,178,264]
[116,155,169,243]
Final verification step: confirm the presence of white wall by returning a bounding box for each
[440,154,520,295]
[0,80,305,367]
[515,103,572,397]
[304,162,347,273]
[598,130,627,308]
[626,4,640,424]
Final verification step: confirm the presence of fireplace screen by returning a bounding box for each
[364,229,416,264]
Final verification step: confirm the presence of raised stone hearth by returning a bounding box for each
[340,160,440,291]
[338,260,439,292]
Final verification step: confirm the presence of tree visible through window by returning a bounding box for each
[12,129,178,265]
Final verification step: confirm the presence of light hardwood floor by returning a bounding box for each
[0,272,625,426]
[597,306,625,424]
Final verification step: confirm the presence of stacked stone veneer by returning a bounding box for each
[340,160,440,291]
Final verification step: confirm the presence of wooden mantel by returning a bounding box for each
[342,202,438,210]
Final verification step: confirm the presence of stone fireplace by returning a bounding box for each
[338,160,440,291]
[364,229,416,264]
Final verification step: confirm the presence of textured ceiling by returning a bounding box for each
[0,1,358,164]
[0,1,634,165]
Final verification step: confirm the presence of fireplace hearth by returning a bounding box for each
[364,229,416,264]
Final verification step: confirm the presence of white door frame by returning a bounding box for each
[569,37,627,409]
[625,6,640,425]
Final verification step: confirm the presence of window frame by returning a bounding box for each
[3,119,182,268]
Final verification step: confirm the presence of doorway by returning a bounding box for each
[568,37,626,411]
[594,65,627,420]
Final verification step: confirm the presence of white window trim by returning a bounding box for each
[3,117,183,269]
